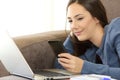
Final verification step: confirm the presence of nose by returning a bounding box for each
[70,21,78,29]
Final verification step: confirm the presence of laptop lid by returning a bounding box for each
[0,30,34,79]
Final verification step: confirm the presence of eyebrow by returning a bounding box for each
[67,14,83,19]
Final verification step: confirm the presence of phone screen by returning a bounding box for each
[48,40,67,56]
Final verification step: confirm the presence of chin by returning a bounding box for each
[77,36,86,41]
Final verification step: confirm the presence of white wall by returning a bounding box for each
[0,0,69,37]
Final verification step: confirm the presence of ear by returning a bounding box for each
[94,17,100,24]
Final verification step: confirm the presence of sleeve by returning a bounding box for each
[112,17,120,58]
[54,35,74,69]
[63,35,74,54]
[109,17,120,59]
[81,61,120,79]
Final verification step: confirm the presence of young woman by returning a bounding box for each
[54,0,120,79]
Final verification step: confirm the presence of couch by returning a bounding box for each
[0,0,120,79]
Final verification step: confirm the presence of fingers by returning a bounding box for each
[58,57,70,64]
[58,60,71,69]
[58,53,75,65]
[57,53,84,73]
[58,53,76,71]
[58,59,77,73]
[58,53,73,69]
[58,53,73,59]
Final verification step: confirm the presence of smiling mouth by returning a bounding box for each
[74,30,83,36]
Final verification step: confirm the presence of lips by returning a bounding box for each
[74,32,81,36]
[74,30,83,36]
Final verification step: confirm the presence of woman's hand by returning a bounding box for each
[58,53,84,74]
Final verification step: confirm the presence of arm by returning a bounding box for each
[55,29,120,80]
[58,52,120,79]
[81,18,120,79]
[81,61,120,79]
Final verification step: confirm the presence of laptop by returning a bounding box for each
[0,30,75,80]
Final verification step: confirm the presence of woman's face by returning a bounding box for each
[67,3,100,41]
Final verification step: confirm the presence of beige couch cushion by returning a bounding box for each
[0,61,9,77]
[13,30,69,72]
[101,0,120,21]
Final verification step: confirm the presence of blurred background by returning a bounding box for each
[0,0,69,37]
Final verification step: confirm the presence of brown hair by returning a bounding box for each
[67,0,108,56]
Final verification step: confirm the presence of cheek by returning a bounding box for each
[78,19,96,40]
[83,18,93,26]
[84,18,97,31]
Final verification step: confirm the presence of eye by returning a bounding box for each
[68,20,72,23]
[77,17,83,20]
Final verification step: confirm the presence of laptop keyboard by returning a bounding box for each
[35,70,70,77]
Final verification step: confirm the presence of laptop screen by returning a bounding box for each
[0,30,34,79]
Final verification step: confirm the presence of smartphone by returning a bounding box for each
[48,40,67,56]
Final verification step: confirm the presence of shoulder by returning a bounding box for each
[105,17,120,44]
[110,17,120,23]
[108,17,120,31]
[105,17,120,34]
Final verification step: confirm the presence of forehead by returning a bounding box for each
[67,3,88,17]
